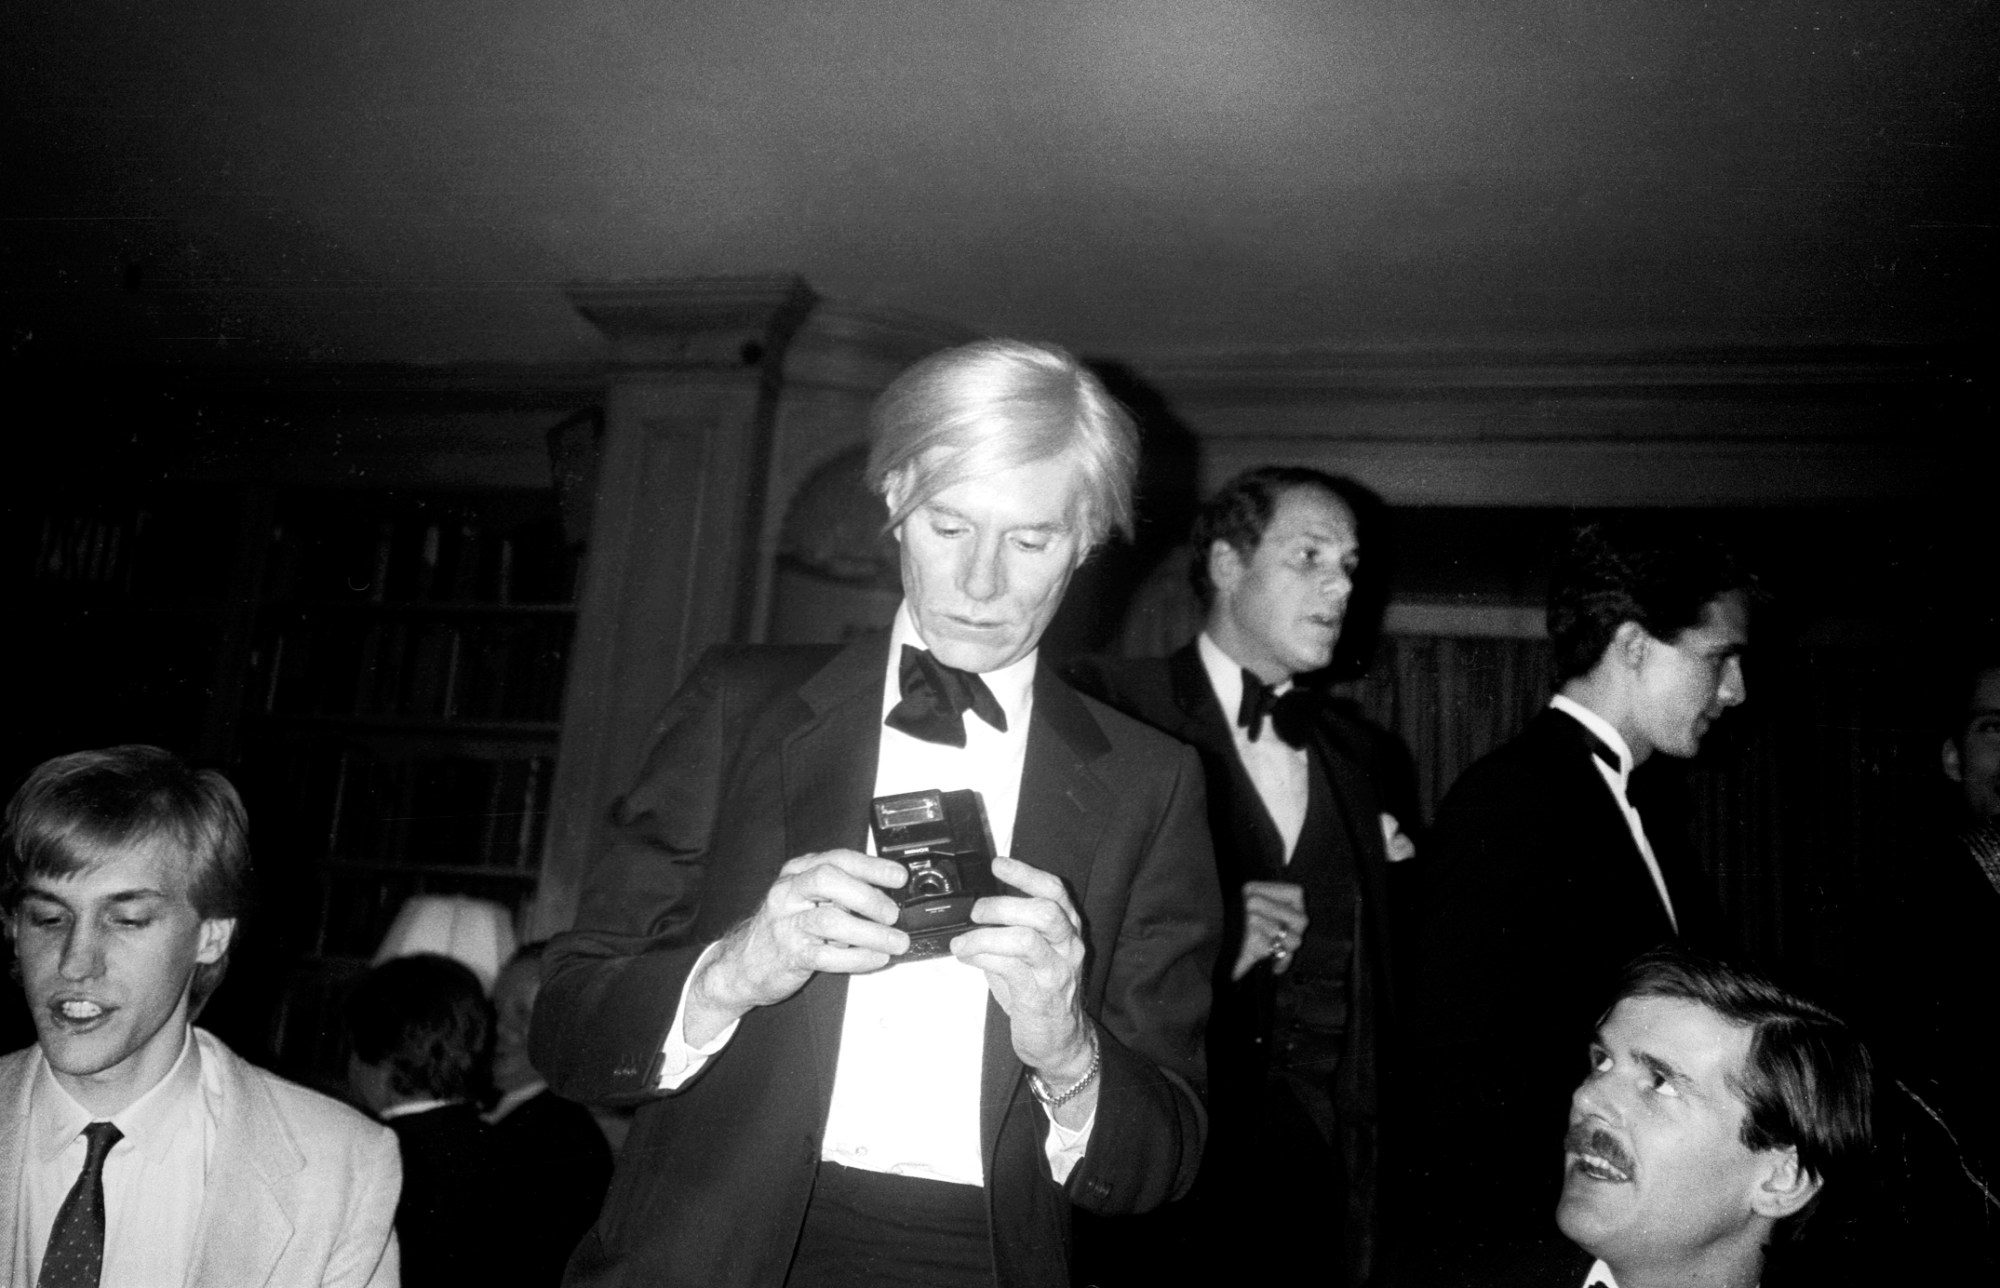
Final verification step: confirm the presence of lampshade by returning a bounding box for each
[373,894,519,992]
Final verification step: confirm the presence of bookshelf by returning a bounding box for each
[238,488,579,1077]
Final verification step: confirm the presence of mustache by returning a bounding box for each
[1564,1122,1635,1174]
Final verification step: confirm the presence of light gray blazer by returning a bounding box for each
[1,1027,401,1288]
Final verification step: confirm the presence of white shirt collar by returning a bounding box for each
[1584,1258,1758,1288]
[31,1019,202,1163]
[379,1097,460,1121]
[485,1080,548,1124]
[1550,693,1635,782]
[886,601,1037,728]
[1197,630,1291,719]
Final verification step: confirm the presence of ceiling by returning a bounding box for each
[5,1,1995,368]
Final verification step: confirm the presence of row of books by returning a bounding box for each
[23,507,146,591]
[278,746,557,874]
[264,509,579,605]
[260,615,572,722]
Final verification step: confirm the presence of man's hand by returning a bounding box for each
[684,849,909,1046]
[953,856,1094,1093]
[1232,879,1308,981]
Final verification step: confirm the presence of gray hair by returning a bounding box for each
[865,339,1138,550]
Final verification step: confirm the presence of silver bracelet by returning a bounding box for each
[1028,1032,1102,1111]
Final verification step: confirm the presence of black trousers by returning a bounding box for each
[786,1162,996,1288]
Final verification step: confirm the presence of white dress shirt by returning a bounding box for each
[1197,632,1415,865]
[1583,1259,1619,1287]
[656,604,1093,1186]
[1198,632,1308,863]
[1549,694,1677,933]
[19,1023,214,1288]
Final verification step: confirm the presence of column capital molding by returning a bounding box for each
[568,276,819,369]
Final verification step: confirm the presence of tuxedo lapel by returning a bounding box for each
[982,668,1113,1158]
[1538,711,1677,941]
[1011,668,1112,897]
[1166,644,1233,754]
[786,634,888,857]
[1301,718,1372,864]
[781,635,890,1102]
[1168,643,1290,881]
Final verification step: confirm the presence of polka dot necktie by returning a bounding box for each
[38,1121,122,1288]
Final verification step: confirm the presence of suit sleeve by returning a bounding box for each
[1065,741,1223,1214]
[532,650,736,1106]
[328,1122,402,1288]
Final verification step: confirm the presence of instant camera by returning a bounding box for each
[869,787,998,961]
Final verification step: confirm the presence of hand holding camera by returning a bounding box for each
[684,848,912,1047]
[870,789,1093,1100]
[952,855,1096,1110]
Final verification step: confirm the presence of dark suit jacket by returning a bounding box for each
[1401,706,1727,1274]
[490,1089,614,1287]
[533,635,1223,1288]
[388,1102,517,1288]
[1070,643,1402,1283]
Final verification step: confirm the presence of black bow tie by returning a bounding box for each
[1237,671,1316,748]
[885,645,1008,747]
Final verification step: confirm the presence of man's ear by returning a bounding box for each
[1943,736,1965,785]
[195,917,237,966]
[1207,539,1246,598]
[1749,1147,1821,1221]
[1611,621,1651,671]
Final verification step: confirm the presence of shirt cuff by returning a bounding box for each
[1042,1099,1098,1183]
[1379,811,1417,862]
[657,941,741,1090]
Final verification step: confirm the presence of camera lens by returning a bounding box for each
[910,869,951,899]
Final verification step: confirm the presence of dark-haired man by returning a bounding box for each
[1556,949,1871,1288]
[1072,466,1408,1286]
[534,340,1221,1288]
[1,745,401,1288]
[348,952,515,1288]
[1403,523,1752,1275]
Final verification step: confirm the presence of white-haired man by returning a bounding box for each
[535,340,1223,1288]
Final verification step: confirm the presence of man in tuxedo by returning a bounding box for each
[1403,521,1754,1278]
[1,745,401,1288]
[1071,466,1408,1285]
[533,339,1223,1288]
[1554,948,1871,1288]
